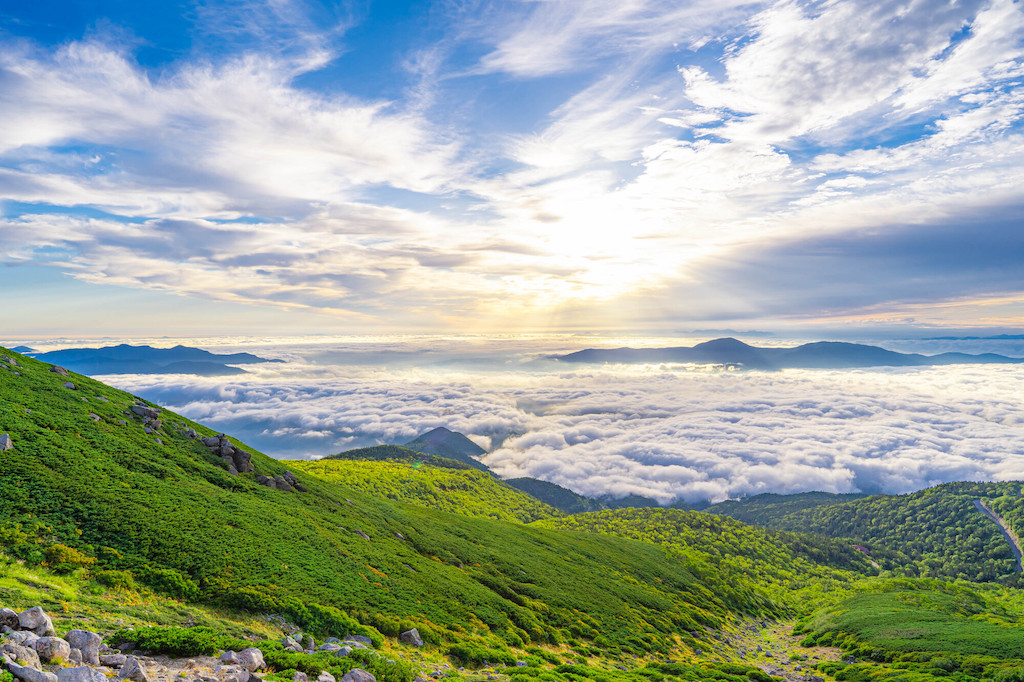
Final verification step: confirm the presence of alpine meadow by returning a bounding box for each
[3,2,1024,682]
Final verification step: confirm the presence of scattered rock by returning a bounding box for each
[32,637,71,663]
[17,607,55,637]
[234,649,264,672]
[393,532,405,541]
[340,669,375,682]
[316,673,335,682]
[353,530,370,540]
[0,434,12,451]
[5,662,58,682]
[219,652,239,666]
[118,656,149,682]
[316,644,342,653]
[99,654,127,667]
[343,635,372,648]
[0,607,19,628]
[514,662,527,668]
[282,637,302,653]
[56,667,105,682]
[50,366,69,377]
[292,673,309,682]
[88,414,101,422]
[333,647,352,658]
[62,382,76,390]
[65,630,102,666]
[398,629,423,647]
[130,405,161,420]
[5,632,40,648]
[2,642,41,669]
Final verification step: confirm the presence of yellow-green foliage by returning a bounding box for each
[535,508,877,615]
[291,459,561,523]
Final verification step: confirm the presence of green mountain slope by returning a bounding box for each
[705,491,870,525]
[721,483,1024,582]
[534,508,877,614]
[291,455,561,523]
[505,478,604,514]
[0,346,788,659]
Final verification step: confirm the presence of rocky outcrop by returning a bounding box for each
[33,638,71,664]
[340,669,375,682]
[65,631,101,666]
[201,435,255,476]
[18,607,55,637]
[117,656,148,682]
[399,629,424,647]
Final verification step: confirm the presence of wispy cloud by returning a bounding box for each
[0,0,1022,332]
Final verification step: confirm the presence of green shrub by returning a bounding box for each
[107,627,220,657]
[447,641,517,667]
[137,567,200,601]
[94,569,136,590]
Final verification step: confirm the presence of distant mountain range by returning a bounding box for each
[28,343,283,376]
[555,337,1024,369]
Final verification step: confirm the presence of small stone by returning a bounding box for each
[3,642,41,669]
[353,530,370,540]
[63,382,76,390]
[292,674,308,682]
[219,652,240,666]
[50,366,69,376]
[317,673,335,682]
[0,434,12,451]
[235,649,264,672]
[100,654,127,667]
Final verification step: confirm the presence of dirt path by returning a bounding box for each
[975,499,1023,573]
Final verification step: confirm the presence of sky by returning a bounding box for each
[2,0,1023,336]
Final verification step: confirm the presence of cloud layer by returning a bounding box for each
[101,338,1024,504]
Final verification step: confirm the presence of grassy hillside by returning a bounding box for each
[706,491,869,526]
[290,456,561,523]
[0,346,802,664]
[745,483,1024,582]
[534,508,876,615]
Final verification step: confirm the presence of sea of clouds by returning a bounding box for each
[64,334,1024,505]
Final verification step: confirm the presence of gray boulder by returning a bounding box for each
[5,632,39,647]
[65,631,101,666]
[118,656,148,682]
[0,608,18,628]
[340,669,375,682]
[282,637,302,653]
[57,667,105,682]
[343,635,372,648]
[49,366,69,377]
[341,641,367,650]
[324,638,341,645]
[99,654,127,667]
[5,662,58,682]
[235,649,264,672]
[18,608,54,636]
[333,647,352,658]
[129,405,160,420]
[219,652,240,666]
[316,644,342,653]
[292,673,309,682]
[202,437,220,447]
[32,637,71,663]
[62,382,76,390]
[317,673,336,682]
[2,642,41,669]
[398,629,423,647]
[0,434,12,451]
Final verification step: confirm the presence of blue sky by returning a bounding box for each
[2,0,1023,336]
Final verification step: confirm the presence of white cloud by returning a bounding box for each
[98,340,1024,505]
